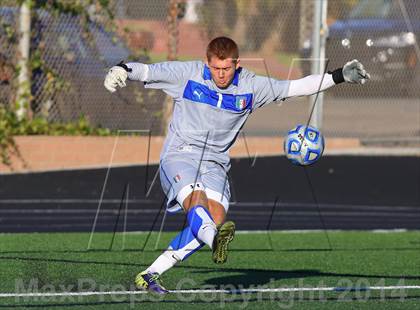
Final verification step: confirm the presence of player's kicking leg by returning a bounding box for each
[135,159,233,293]
[135,190,234,293]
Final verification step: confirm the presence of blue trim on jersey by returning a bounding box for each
[183,80,253,112]
[203,65,212,80]
[203,65,241,86]
[159,163,171,187]
[232,68,241,86]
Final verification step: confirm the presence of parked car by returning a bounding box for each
[301,0,420,96]
[0,6,164,131]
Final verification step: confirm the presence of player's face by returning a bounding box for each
[207,57,240,89]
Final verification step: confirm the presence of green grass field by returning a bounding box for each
[0,230,419,309]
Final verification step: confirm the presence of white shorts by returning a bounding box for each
[160,155,230,213]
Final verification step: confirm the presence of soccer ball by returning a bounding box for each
[283,124,325,166]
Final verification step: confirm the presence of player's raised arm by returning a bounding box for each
[285,59,370,98]
[252,59,370,109]
[104,60,196,97]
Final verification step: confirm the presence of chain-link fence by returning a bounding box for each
[0,0,164,132]
[0,0,419,142]
[0,3,15,106]
[322,0,420,142]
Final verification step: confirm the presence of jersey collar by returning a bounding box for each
[203,65,242,86]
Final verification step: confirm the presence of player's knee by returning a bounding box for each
[183,190,208,211]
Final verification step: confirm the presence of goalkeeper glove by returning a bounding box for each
[329,59,371,85]
[104,62,131,93]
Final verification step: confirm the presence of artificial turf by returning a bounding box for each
[0,230,419,309]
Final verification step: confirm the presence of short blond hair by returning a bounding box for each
[206,37,239,62]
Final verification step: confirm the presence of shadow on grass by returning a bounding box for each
[200,268,420,287]
[0,255,148,268]
[1,255,420,284]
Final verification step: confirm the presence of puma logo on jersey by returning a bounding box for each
[193,90,203,99]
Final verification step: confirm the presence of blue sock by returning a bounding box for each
[187,205,217,248]
[168,226,204,261]
[146,226,203,274]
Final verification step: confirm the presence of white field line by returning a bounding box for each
[235,229,410,234]
[0,200,418,211]
[0,229,416,236]
[0,199,157,204]
[1,285,420,298]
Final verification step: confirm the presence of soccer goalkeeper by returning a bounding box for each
[104,37,369,294]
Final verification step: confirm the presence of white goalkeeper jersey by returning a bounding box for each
[128,61,291,170]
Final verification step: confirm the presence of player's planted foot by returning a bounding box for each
[212,221,235,264]
[135,271,169,294]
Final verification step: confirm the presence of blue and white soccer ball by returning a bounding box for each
[283,124,325,166]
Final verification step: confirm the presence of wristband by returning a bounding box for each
[116,61,132,72]
[328,68,344,84]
